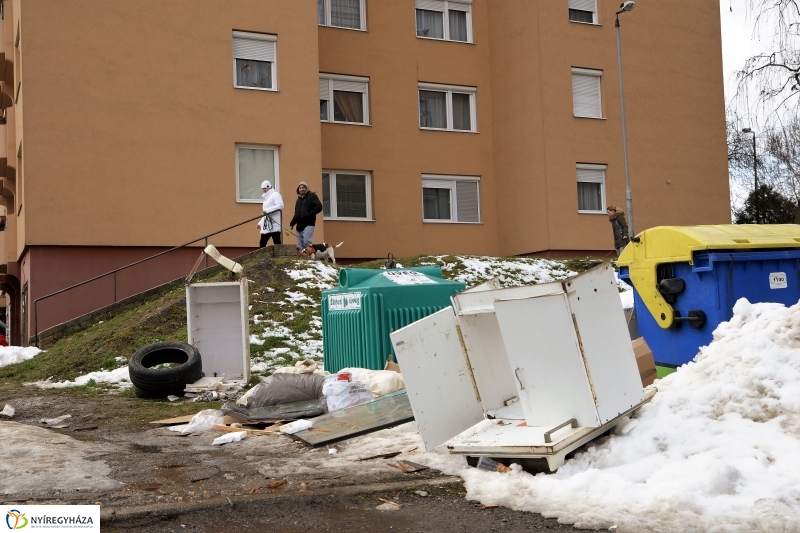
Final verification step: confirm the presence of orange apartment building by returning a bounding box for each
[0,0,730,344]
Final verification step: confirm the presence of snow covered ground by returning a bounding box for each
[0,346,42,369]
[381,298,800,533]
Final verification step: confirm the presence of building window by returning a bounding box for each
[236,145,279,203]
[572,67,602,118]
[569,0,597,24]
[422,175,480,223]
[415,0,472,42]
[320,75,370,125]
[318,0,367,31]
[233,32,277,91]
[322,171,372,220]
[576,164,606,213]
[418,83,476,132]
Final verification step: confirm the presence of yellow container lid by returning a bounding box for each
[617,224,800,328]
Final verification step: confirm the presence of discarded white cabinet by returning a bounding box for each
[390,263,649,471]
[186,279,250,384]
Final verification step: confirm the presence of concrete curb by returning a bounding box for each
[101,476,464,523]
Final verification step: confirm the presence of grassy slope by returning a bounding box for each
[0,252,606,386]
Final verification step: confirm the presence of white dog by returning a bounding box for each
[303,242,344,264]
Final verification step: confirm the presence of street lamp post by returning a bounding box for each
[742,127,758,223]
[615,1,635,238]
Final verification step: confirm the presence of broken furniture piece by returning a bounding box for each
[186,278,251,384]
[391,263,652,472]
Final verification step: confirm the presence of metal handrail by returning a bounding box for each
[33,213,265,346]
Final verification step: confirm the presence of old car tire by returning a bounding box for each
[128,341,203,398]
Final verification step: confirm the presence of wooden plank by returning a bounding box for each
[150,414,196,425]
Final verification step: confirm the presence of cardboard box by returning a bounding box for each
[631,337,656,387]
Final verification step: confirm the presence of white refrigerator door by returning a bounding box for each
[564,264,644,424]
[390,307,484,451]
[494,294,601,428]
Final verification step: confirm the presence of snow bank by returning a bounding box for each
[429,298,800,532]
[26,366,131,389]
[0,346,41,368]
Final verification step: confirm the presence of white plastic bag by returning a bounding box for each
[322,374,373,412]
[175,409,224,434]
[338,368,405,397]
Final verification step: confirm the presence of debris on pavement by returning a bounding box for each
[184,376,239,394]
[388,460,429,473]
[168,409,223,434]
[358,451,402,461]
[328,447,338,455]
[40,414,71,427]
[211,431,247,445]
[279,419,313,435]
[267,479,287,489]
[415,491,429,497]
[1,404,14,418]
[378,497,403,508]
[237,373,324,408]
[482,504,500,510]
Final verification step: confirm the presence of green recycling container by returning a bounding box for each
[322,267,466,373]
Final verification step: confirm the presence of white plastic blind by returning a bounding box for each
[572,73,602,118]
[319,78,330,100]
[576,167,605,183]
[331,79,367,93]
[448,2,471,12]
[416,0,446,11]
[233,37,275,62]
[455,181,480,222]
[569,0,597,11]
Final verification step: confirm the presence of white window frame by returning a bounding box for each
[322,170,373,221]
[571,67,603,119]
[418,82,477,132]
[576,163,606,214]
[232,31,278,92]
[235,144,280,203]
[421,174,481,223]
[568,0,598,25]
[415,0,473,43]
[318,0,367,31]
[319,74,370,125]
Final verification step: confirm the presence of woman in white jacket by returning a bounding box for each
[256,180,285,247]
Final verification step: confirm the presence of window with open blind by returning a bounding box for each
[568,0,597,24]
[415,0,472,42]
[232,32,277,90]
[572,68,602,118]
[322,171,372,220]
[318,0,366,30]
[422,175,481,223]
[320,74,369,124]
[576,164,606,213]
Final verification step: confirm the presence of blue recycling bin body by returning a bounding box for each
[618,225,800,367]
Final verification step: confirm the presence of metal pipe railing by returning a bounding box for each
[33,213,264,346]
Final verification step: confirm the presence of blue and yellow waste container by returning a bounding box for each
[618,225,800,367]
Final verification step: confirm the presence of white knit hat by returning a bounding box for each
[261,180,272,189]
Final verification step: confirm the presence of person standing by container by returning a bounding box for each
[256,180,284,247]
[607,205,629,256]
[289,181,323,252]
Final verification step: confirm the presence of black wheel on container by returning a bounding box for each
[128,341,203,398]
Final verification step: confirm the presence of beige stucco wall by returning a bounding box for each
[488,1,730,256]
[318,0,499,258]
[18,0,323,249]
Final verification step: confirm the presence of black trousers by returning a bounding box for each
[259,232,282,247]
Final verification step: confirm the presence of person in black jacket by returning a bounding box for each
[289,181,323,252]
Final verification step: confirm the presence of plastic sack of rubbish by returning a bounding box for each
[239,373,325,408]
[338,367,405,397]
[212,431,247,445]
[171,409,224,434]
[322,374,373,412]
